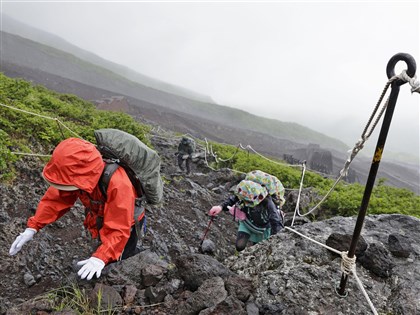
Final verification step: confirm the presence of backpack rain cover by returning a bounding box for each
[94,128,163,205]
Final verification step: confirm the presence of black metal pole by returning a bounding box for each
[337,53,416,296]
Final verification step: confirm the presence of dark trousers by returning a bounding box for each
[236,231,251,252]
[121,226,139,260]
[178,154,191,173]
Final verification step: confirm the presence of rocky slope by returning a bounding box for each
[0,128,419,315]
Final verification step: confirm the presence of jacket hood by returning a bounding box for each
[43,138,104,193]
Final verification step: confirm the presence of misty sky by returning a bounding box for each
[1,1,419,159]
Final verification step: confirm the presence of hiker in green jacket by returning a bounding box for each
[176,136,195,174]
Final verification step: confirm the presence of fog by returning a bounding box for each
[1,1,419,161]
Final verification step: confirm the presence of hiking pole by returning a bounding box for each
[337,53,417,297]
[200,215,215,248]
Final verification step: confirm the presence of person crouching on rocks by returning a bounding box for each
[9,138,143,280]
[208,180,284,251]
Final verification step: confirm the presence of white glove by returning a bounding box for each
[209,205,222,216]
[9,228,37,255]
[77,257,105,280]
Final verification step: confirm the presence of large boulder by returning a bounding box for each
[227,214,420,315]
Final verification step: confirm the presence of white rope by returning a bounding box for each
[338,75,395,178]
[10,152,51,157]
[204,147,246,175]
[56,121,82,139]
[285,226,341,255]
[342,252,378,315]
[285,227,378,315]
[291,162,307,226]
[201,138,246,174]
[215,144,241,162]
[291,159,350,221]
[0,102,57,120]
[203,147,219,171]
[399,70,420,93]
[0,102,82,139]
[245,145,302,168]
[207,139,217,159]
[340,251,356,275]
[352,270,379,315]
[294,171,344,219]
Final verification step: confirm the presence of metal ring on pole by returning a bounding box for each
[337,52,417,300]
[386,53,416,80]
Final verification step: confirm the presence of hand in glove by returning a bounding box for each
[77,257,105,280]
[209,205,222,216]
[9,228,37,255]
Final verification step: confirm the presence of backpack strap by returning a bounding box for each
[99,162,119,199]
[98,162,147,237]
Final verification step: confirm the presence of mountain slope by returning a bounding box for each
[0,30,348,152]
[1,14,214,104]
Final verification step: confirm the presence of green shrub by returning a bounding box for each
[0,73,151,179]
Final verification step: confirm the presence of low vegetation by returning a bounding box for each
[0,73,150,181]
[1,73,418,218]
[208,142,420,218]
[43,284,117,315]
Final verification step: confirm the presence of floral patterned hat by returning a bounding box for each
[235,179,268,207]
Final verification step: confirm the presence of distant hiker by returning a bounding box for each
[176,136,196,174]
[9,136,160,281]
[208,179,284,252]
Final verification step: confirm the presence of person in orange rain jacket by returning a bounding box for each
[9,138,141,281]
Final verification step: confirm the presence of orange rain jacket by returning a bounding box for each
[27,138,136,265]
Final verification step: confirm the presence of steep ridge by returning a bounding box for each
[1,128,419,314]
